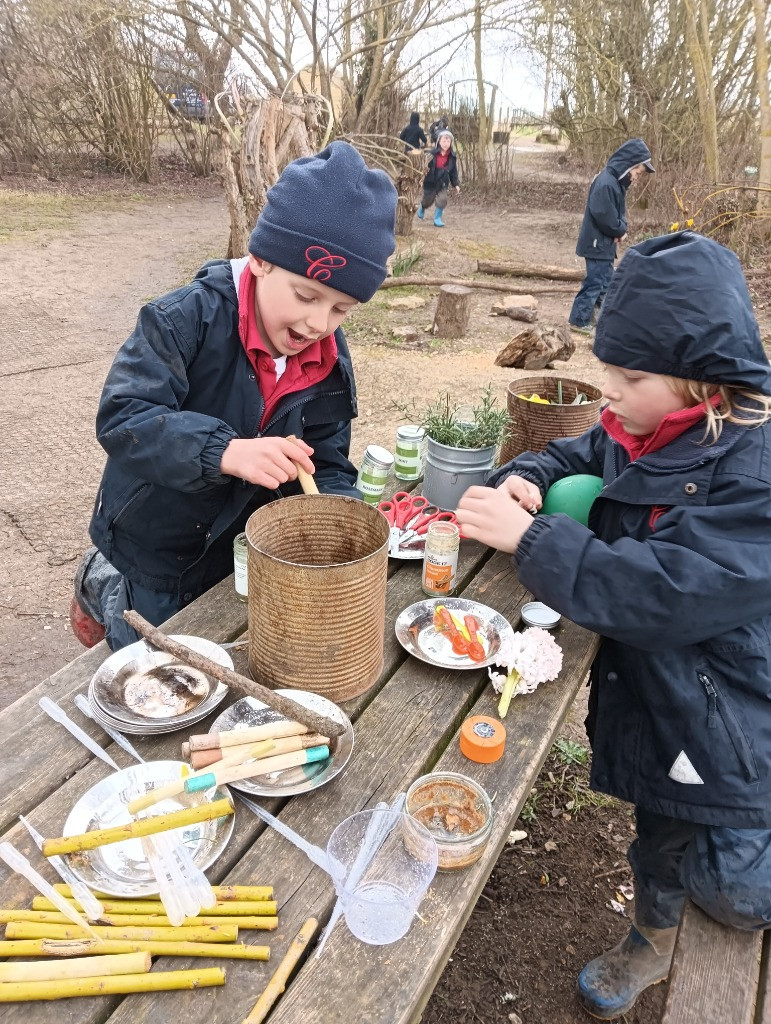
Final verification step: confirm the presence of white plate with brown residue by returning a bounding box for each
[89,636,231,735]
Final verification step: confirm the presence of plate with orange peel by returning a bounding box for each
[395,597,514,670]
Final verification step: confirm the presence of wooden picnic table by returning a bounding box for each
[0,539,598,1023]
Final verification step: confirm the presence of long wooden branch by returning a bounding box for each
[122,611,345,740]
[477,260,584,282]
[379,276,576,294]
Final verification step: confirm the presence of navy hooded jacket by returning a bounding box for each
[400,112,426,152]
[89,258,358,604]
[575,139,653,261]
[489,232,771,827]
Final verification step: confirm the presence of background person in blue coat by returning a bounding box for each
[568,138,654,334]
[70,142,397,652]
[457,232,771,1019]
[416,130,460,228]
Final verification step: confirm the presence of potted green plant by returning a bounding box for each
[396,387,508,510]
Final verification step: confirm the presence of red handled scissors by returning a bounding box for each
[377,492,431,531]
[399,505,460,544]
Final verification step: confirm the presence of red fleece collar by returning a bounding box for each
[237,265,338,428]
[602,396,721,460]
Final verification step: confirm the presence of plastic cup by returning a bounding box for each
[540,474,603,526]
[326,808,438,945]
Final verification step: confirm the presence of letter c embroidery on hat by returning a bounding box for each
[305,246,347,282]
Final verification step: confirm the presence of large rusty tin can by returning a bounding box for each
[245,495,390,702]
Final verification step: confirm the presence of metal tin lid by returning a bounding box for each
[364,444,395,469]
[396,425,426,442]
[520,601,561,629]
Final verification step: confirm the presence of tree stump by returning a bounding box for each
[494,325,575,369]
[433,284,473,338]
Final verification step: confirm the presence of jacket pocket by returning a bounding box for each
[698,671,760,783]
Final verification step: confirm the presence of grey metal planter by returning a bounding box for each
[422,437,497,511]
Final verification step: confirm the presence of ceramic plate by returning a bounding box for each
[61,761,235,897]
[395,597,515,670]
[90,635,231,733]
[208,691,354,797]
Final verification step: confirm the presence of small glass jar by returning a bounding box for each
[394,425,426,481]
[421,520,460,597]
[233,532,248,602]
[405,772,494,872]
[356,444,395,505]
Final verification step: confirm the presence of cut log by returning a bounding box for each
[495,325,576,370]
[379,276,575,294]
[491,294,539,323]
[478,260,584,282]
[432,284,473,338]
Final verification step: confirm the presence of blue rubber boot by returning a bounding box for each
[416,206,425,219]
[433,208,445,227]
[577,924,677,1019]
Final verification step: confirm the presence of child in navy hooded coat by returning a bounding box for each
[458,231,771,1019]
[568,138,654,333]
[71,143,397,652]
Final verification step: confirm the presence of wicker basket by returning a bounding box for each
[245,494,389,703]
[498,375,603,466]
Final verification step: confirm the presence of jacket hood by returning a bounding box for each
[409,111,420,125]
[606,139,654,180]
[192,259,239,304]
[594,231,771,395]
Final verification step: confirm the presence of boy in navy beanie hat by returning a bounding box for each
[71,141,397,652]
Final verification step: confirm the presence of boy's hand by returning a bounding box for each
[221,437,315,489]
[497,474,543,513]
[456,485,536,554]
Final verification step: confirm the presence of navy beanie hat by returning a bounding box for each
[594,231,771,395]
[248,141,397,303]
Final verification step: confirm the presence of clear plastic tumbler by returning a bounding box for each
[326,808,438,945]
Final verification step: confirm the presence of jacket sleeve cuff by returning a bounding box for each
[513,513,553,567]
[201,425,239,484]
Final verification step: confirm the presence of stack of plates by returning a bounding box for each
[87,635,232,736]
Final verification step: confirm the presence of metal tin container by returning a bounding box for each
[233,532,248,603]
[520,601,561,630]
[245,494,390,702]
[405,772,493,871]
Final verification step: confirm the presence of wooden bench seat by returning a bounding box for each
[662,899,770,1024]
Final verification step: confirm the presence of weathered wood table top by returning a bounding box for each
[0,543,598,1024]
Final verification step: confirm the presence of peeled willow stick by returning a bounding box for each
[243,917,318,1024]
[188,721,310,753]
[36,896,276,917]
[188,733,328,770]
[42,797,234,857]
[123,608,345,739]
[127,740,275,814]
[0,951,150,983]
[0,967,225,1002]
[6,922,238,942]
[52,883,274,902]
[7,909,278,931]
[0,938,270,960]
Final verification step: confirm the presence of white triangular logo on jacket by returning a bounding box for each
[668,751,704,785]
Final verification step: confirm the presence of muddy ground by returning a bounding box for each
[2,146,769,1024]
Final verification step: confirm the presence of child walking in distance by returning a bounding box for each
[416,130,460,228]
[70,141,397,652]
[457,231,771,1019]
[399,111,427,153]
[569,138,654,335]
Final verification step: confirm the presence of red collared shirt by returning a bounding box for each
[237,267,338,429]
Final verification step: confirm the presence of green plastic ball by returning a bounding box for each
[540,474,604,526]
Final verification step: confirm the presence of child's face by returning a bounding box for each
[438,135,452,153]
[601,363,689,435]
[249,257,358,358]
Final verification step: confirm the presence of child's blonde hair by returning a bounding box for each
[665,377,771,443]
